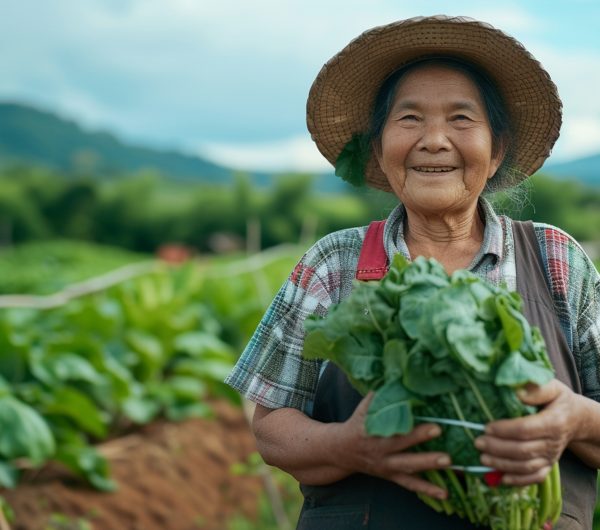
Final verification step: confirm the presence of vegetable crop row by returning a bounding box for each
[0,246,300,492]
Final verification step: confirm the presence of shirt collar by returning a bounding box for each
[382,197,504,268]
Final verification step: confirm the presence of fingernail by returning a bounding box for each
[428,426,441,437]
[517,388,528,399]
[475,438,486,450]
[436,491,447,500]
[480,454,491,466]
[503,476,513,485]
[437,456,451,466]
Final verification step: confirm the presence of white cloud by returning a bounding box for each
[531,45,600,161]
[198,135,332,173]
[553,117,600,161]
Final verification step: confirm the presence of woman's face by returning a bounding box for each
[376,65,504,216]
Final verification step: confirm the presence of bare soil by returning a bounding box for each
[1,401,264,530]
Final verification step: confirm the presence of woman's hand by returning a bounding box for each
[336,392,452,499]
[474,379,582,486]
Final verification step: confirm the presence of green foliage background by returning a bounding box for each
[1,166,599,257]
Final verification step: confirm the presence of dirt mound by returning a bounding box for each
[1,401,264,530]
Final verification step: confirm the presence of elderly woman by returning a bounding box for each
[226,16,600,529]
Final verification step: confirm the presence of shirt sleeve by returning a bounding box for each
[537,223,600,401]
[224,228,364,414]
[574,258,600,401]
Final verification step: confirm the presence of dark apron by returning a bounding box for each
[297,220,597,529]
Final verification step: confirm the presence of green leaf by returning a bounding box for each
[0,375,10,397]
[55,445,117,491]
[302,327,334,361]
[402,256,449,288]
[366,380,418,436]
[495,295,525,351]
[42,386,107,438]
[382,339,408,382]
[446,321,495,374]
[403,349,460,396]
[498,386,535,418]
[174,331,233,358]
[0,395,55,465]
[334,133,370,187]
[495,351,554,388]
[164,376,207,400]
[126,330,163,361]
[30,351,105,386]
[0,460,19,488]
[122,395,161,424]
[173,358,234,383]
[125,329,164,380]
[165,402,213,421]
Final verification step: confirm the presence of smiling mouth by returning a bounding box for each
[412,166,457,173]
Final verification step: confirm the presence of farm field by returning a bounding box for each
[0,240,303,530]
[0,240,599,530]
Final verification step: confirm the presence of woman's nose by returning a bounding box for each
[416,121,452,152]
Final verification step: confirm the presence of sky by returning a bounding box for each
[2,0,600,173]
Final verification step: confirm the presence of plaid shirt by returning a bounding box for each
[225,199,600,413]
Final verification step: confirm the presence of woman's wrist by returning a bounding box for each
[568,393,598,443]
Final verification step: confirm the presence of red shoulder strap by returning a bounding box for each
[356,221,389,280]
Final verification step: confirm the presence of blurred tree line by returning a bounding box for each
[0,165,599,254]
[0,165,396,253]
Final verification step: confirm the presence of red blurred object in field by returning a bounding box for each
[483,470,504,487]
[156,244,194,263]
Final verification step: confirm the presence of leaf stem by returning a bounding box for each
[446,469,475,523]
[464,373,495,422]
[362,289,384,337]
[449,392,475,442]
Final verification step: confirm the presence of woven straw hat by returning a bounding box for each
[306,15,562,192]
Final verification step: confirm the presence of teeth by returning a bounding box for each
[413,166,455,173]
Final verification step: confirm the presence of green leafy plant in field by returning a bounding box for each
[304,254,560,530]
[0,263,237,491]
[44,513,94,530]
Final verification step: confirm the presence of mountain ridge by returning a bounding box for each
[0,102,248,182]
[0,101,597,189]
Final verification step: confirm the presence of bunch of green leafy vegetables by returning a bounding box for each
[303,254,562,530]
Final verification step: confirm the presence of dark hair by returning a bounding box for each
[370,57,518,192]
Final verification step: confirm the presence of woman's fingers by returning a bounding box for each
[344,395,451,485]
[475,435,560,461]
[479,452,549,474]
[385,450,451,475]
[516,380,562,407]
[501,466,552,487]
[383,422,443,452]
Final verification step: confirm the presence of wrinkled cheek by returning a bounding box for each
[384,170,407,195]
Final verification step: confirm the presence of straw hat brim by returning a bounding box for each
[306,15,562,192]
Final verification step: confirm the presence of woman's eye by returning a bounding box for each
[452,114,471,121]
[400,114,419,121]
